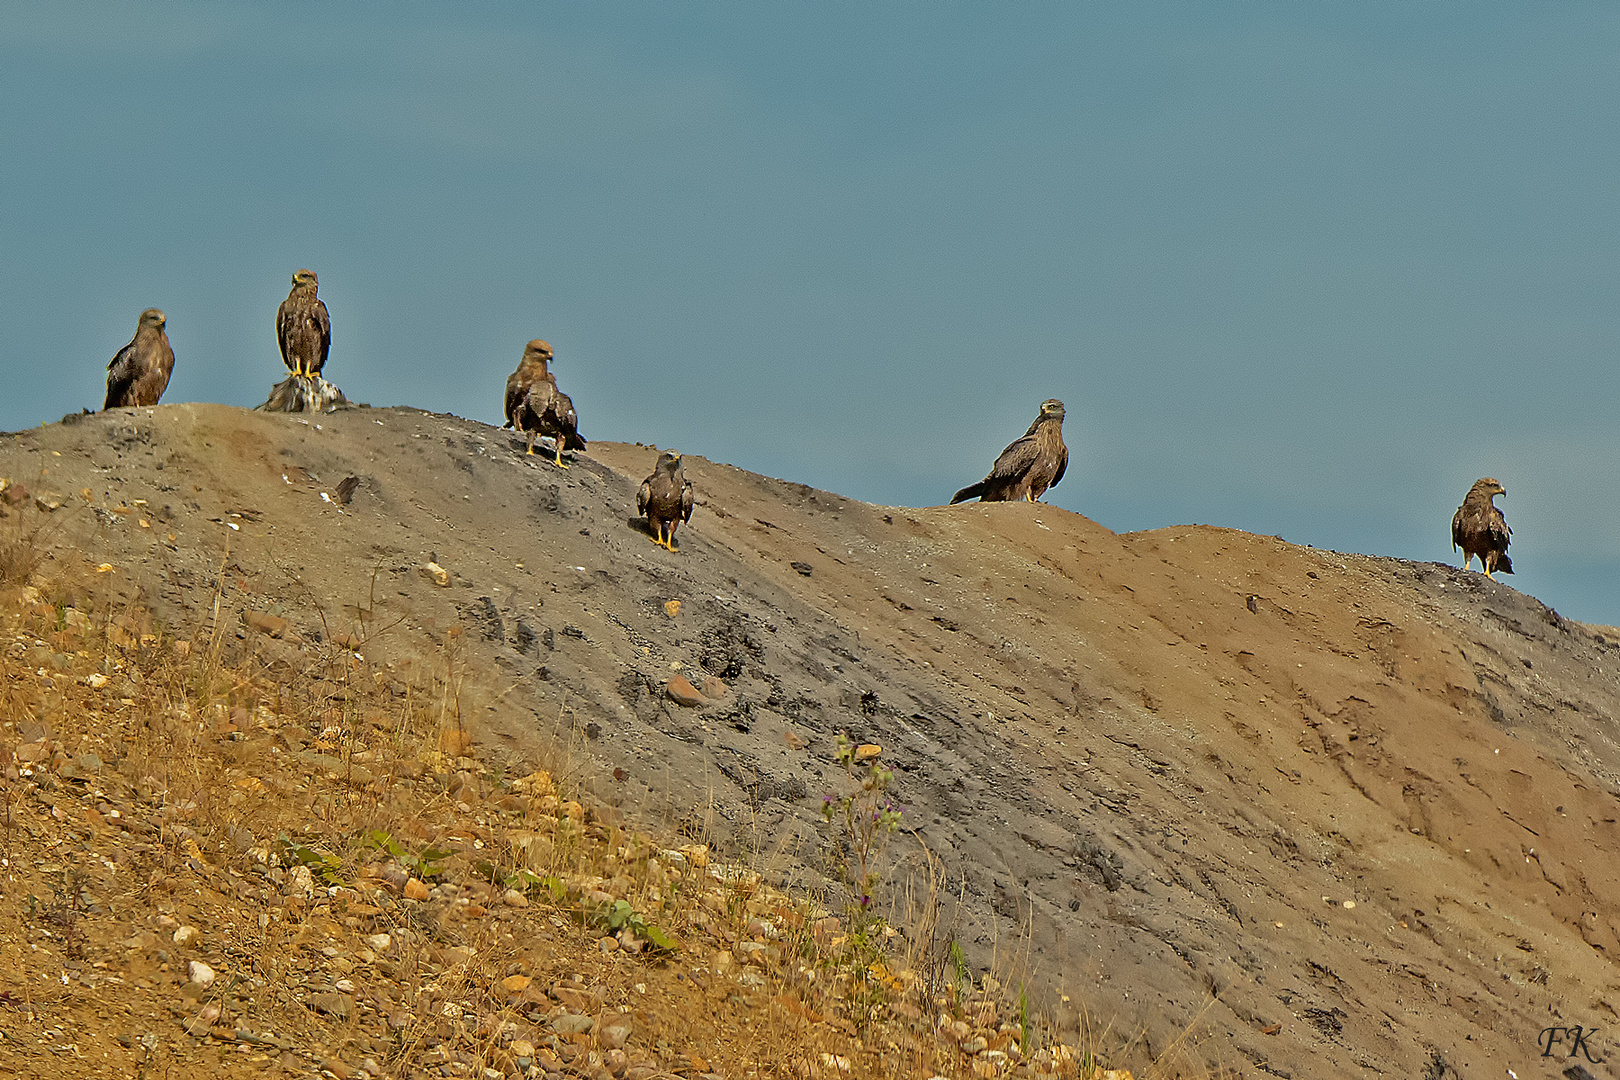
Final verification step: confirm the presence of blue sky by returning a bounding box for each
[3,3,1618,622]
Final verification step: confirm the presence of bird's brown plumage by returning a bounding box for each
[950,399,1069,504]
[637,450,695,551]
[504,340,553,429]
[103,309,175,410]
[1452,477,1513,577]
[277,269,330,377]
[505,339,585,467]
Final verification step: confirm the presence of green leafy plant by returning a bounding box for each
[278,833,346,886]
[361,828,454,880]
[819,731,905,1031]
[603,898,679,951]
[949,939,969,989]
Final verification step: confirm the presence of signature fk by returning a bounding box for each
[1540,1025,1602,1063]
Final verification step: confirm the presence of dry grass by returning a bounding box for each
[0,558,1217,1080]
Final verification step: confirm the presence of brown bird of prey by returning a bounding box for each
[950,399,1069,504]
[638,449,695,551]
[504,340,586,467]
[503,339,553,429]
[103,309,174,410]
[1452,477,1513,577]
[277,269,330,377]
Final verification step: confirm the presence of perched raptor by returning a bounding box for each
[103,309,174,410]
[1452,477,1513,577]
[505,339,585,467]
[277,269,330,377]
[950,399,1068,504]
[637,450,694,551]
[503,340,554,429]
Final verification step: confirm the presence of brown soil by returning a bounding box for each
[4,402,1618,1079]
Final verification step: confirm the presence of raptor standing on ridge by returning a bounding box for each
[637,449,694,551]
[1452,477,1513,577]
[504,340,554,430]
[103,309,175,410]
[950,399,1068,504]
[276,269,330,377]
[503,339,585,467]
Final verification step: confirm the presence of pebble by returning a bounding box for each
[172,926,199,946]
[188,960,216,988]
[665,675,706,708]
[502,888,529,908]
[365,933,392,951]
[698,675,728,700]
[309,992,354,1019]
[403,877,430,901]
[549,1013,595,1036]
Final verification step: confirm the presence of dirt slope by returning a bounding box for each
[5,402,1619,1078]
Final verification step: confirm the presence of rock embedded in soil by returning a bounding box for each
[665,675,706,707]
[309,991,354,1019]
[549,1013,595,1036]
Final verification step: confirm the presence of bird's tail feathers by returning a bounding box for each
[949,482,987,505]
[1496,554,1514,575]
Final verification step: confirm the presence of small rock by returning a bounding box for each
[440,728,474,757]
[511,1040,536,1058]
[81,673,109,690]
[365,933,392,952]
[501,974,532,994]
[698,675,728,701]
[244,611,289,638]
[549,1013,595,1036]
[599,1020,633,1050]
[403,878,430,901]
[599,936,619,953]
[320,1058,354,1080]
[309,992,354,1019]
[663,600,681,618]
[790,561,813,576]
[173,926,199,946]
[502,889,529,908]
[334,978,356,993]
[423,561,450,587]
[188,960,216,987]
[604,1048,629,1077]
[854,743,882,763]
[665,675,706,708]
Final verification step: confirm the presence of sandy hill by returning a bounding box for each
[4,402,1619,1079]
